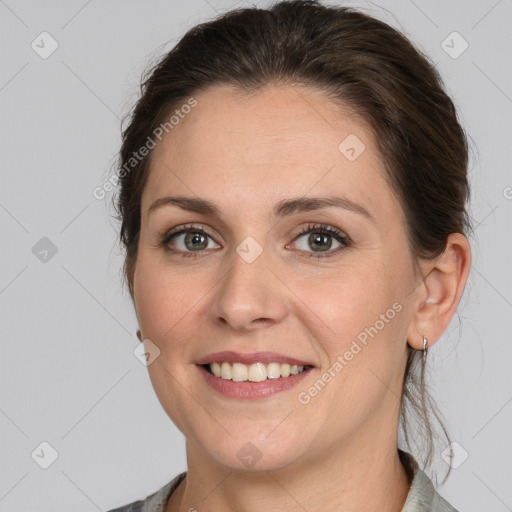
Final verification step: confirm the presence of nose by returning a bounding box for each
[208,245,289,333]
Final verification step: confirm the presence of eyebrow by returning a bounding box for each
[147,195,374,221]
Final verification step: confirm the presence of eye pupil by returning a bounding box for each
[185,232,208,250]
[309,233,332,252]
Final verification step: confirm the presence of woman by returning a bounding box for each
[108,1,471,510]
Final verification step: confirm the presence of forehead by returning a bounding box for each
[142,84,398,222]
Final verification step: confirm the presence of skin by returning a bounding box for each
[131,84,471,512]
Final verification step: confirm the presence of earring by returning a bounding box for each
[422,335,428,363]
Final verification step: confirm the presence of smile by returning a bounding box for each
[197,364,314,399]
[205,361,310,382]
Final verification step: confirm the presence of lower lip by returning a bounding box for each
[197,365,313,399]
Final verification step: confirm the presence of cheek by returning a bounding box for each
[133,257,202,341]
[300,262,396,348]
[305,269,406,376]
[298,260,408,398]
[133,259,205,431]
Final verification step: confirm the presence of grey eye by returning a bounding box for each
[294,232,342,253]
[171,231,220,252]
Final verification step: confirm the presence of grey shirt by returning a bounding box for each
[107,451,458,512]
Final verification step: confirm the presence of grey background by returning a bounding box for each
[0,0,510,510]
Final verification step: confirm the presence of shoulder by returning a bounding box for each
[106,472,187,512]
[400,451,459,512]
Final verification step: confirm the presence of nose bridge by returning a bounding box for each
[210,239,288,331]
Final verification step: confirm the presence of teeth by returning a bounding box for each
[207,362,307,381]
[290,365,301,375]
[232,362,248,382]
[211,362,221,377]
[267,362,281,379]
[280,363,291,377]
[221,362,231,380]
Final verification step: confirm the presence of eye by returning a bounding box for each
[288,223,350,258]
[156,222,350,259]
[158,224,220,257]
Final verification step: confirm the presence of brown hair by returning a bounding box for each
[114,0,470,484]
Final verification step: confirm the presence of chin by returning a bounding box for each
[195,429,311,473]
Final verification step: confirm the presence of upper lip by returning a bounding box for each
[195,351,314,367]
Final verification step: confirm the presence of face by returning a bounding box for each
[132,84,420,471]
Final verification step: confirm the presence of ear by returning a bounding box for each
[407,233,471,350]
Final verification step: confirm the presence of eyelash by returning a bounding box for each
[156,222,351,260]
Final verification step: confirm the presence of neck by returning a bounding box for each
[166,438,411,512]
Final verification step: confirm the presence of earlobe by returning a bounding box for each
[407,233,471,350]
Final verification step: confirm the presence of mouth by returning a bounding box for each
[195,350,316,382]
[195,352,316,401]
[201,361,313,382]
[194,351,316,399]
[197,363,314,399]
